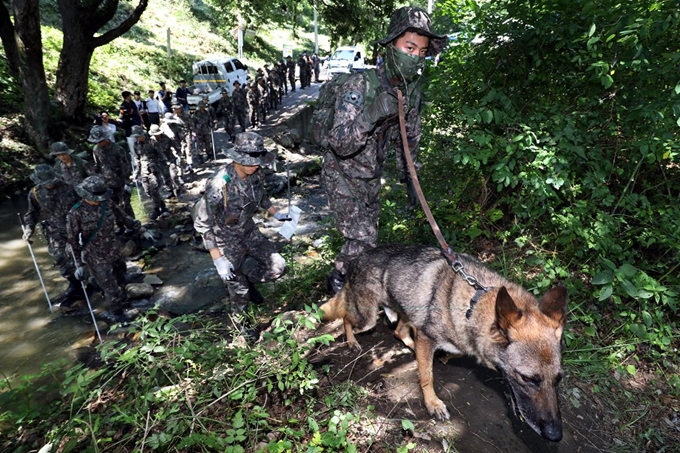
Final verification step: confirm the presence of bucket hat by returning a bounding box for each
[87,125,110,143]
[130,125,146,138]
[49,141,74,156]
[75,175,112,202]
[377,6,447,56]
[30,164,60,185]
[225,132,275,166]
[148,124,163,136]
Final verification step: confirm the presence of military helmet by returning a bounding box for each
[148,124,163,136]
[49,141,73,156]
[377,6,447,56]
[75,175,112,202]
[87,125,110,143]
[130,125,146,137]
[30,164,60,185]
[221,88,228,94]
[225,132,275,167]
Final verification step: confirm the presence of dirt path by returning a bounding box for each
[144,86,612,452]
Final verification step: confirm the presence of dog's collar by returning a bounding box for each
[450,259,491,319]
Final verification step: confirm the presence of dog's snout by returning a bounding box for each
[541,419,563,442]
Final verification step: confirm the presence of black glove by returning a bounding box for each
[365,90,399,126]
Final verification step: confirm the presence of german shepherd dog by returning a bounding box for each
[320,244,568,442]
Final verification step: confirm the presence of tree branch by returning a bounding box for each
[90,0,148,49]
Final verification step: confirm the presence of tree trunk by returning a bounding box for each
[1,1,51,151]
[54,32,93,122]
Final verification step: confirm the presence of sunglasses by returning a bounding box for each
[244,151,268,157]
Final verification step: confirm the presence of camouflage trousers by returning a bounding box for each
[195,130,213,158]
[179,134,193,166]
[87,258,127,312]
[322,151,381,274]
[111,185,135,223]
[214,228,285,313]
[161,161,183,195]
[46,230,75,278]
[219,115,236,139]
[248,102,259,127]
[234,110,248,133]
[141,166,163,209]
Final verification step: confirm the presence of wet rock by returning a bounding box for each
[179,234,193,243]
[144,274,164,286]
[289,128,302,144]
[125,282,155,299]
[168,233,179,246]
[121,240,137,257]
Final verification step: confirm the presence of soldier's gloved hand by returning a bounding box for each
[213,256,235,280]
[74,266,86,281]
[274,211,292,221]
[22,226,33,241]
[132,220,142,230]
[364,90,400,125]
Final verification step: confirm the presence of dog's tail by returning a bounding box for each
[319,288,348,321]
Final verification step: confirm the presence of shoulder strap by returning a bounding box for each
[362,69,382,107]
[82,201,107,247]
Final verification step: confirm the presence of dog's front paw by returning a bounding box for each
[426,398,450,421]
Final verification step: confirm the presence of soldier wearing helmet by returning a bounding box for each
[321,6,447,294]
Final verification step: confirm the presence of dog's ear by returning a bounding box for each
[495,286,522,339]
[539,285,568,339]
[539,285,568,325]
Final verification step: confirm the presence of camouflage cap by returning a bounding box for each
[148,124,163,136]
[49,141,73,156]
[221,88,228,94]
[87,125,110,143]
[130,125,146,137]
[30,164,60,185]
[75,175,112,202]
[377,6,447,56]
[225,132,275,166]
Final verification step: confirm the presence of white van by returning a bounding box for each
[326,46,365,75]
[186,57,249,108]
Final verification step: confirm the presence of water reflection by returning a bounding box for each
[0,199,94,383]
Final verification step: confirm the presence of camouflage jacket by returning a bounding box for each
[257,83,268,104]
[217,97,234,117]
[193,164,273,250]
[327,66,422,181]
[232,88,248,112]
[53,155,94,186]
[286,60,296,76]
[191,108,216,133]
[247,89,259,106]
[152,134,180,162]
[24,181,79,236]
[93,141,131,189]
[174,112,193,135]
[134,138,167,175]
[67,200,138,265]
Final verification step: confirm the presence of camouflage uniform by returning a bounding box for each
[173,107,194,170]
[247,84,260,128]
[231,83,249,133]
[286,57,296,92]
[67,176,141,320]
[88,126,135,222]
[216,90,236,138]
[193,133,285,312]
[24,167,80,279]
[50,142,93,186]
[257,79,268,124]
[191,102,216,160]
[131,126,167,217]
[322,6,446,278]
[297,55,308,88]
[149,124,183,197]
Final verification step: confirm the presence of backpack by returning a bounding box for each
[310,69,380,149]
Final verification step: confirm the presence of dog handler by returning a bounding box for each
[321,7,447,293]
[193,132,290,313]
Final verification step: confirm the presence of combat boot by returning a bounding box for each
[60,275,85,308]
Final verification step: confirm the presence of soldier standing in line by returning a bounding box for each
[67,176,147,324]
[172,104,195,174]
[279,60,288,95]
[216,88,236,140]
[231,81,249,133]
[51,142,93,186]
[321,6,447,293]
[247,83,260,129]
[297,53,307,88]
[191,96,217,162]
[23,165,83,307]
[192,132,290,315]
[88,125,136,230]
[286,55,296,92]
[313,53,321,82]
[131,125,169,220]
[257,78,269,124]
[148,124,183,198]
[273,63,285,102]
[149,122,184,198]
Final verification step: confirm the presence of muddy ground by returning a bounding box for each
[138,130,614,452]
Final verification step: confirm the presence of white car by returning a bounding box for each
[326,46,365,75]
[185,57,249,108]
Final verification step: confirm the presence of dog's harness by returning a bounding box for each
[396,89,490,318]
